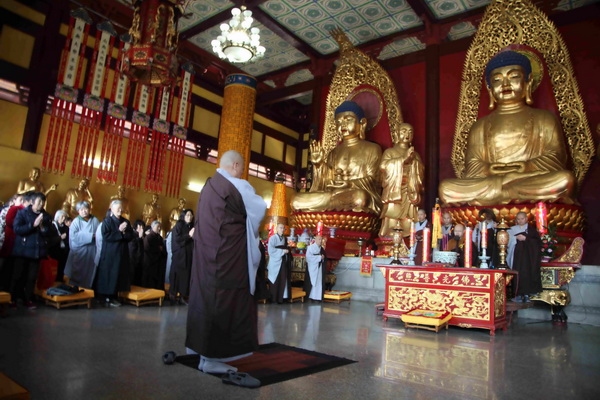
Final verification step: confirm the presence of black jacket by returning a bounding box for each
[12,206,52,260]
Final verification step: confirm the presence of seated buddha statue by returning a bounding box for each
[292,101,382,214]
[439,51,576,206]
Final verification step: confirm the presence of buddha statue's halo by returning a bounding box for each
[334,100,365,121]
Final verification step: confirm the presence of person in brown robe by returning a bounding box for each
[142,220,167,290]
[185,150,267,374]
[446,224,476,268]
[507,212,543,301]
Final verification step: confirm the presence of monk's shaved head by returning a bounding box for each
[220,150,244,178]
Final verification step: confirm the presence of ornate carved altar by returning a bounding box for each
[379,265,516,335]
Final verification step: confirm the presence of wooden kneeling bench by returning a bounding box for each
[323,290,352,303]
[401,309,452,333]
[40,287,94,310]
[289,287,306,303]
[118,285,165,307]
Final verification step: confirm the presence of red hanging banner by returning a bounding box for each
[144,85,174,194]
[165,63,194,197]
[42,8,91,175]
[70,21,117,179]
[123,84,153,190]
[98,34,131,185]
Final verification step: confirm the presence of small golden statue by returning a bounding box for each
[439,50,576,206]
[17,167,58,195]
[62,178,94,218]
[379,123,424,237]
[110,185,130,220]
[291,101,382,214]
[142,193,162,227]
[169,197,186,230]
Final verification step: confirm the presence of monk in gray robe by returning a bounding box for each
[64,201,99,288]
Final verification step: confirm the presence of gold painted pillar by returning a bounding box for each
[217,74,257,179]
[264,174,290,233]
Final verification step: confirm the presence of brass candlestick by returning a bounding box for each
[391,221,403,264]
[496,218,510,270]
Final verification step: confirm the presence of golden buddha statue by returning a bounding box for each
[110,185,130,220]
[142,193,162,227]
[379,123,424,237]
[17,167,58,195]
[62,178,94,218]
[291,101,382,214]
[439,51,576,206]
[169,197,186,230]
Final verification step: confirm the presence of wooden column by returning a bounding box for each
[216,74,257,179]
[425,43,440,211]
[21,0,67,153]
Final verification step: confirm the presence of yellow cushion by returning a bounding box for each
[41,288,94,302]
[324,290,352,301]
[401,309,452,327]
[119,285,165,301]
[291,287,306,298]
[0,291,11,304]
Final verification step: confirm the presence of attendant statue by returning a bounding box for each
[169,198,186,230]
[439,51,576,206]
[17,167,58,195]
[378,123,424,237]
[62,178,93,218]
[110,185,130,220]
[292,101,382,214]
[142,194,161,227]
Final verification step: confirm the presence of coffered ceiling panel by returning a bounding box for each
[424,0,491,18]
[178,0,234,31]
[260,0,422,55]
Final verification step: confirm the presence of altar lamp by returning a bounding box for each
[535,202,548,235]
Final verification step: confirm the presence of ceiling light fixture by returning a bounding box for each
[211,6,265,63]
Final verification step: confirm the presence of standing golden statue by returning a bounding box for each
[17,167,58,195]
[439,50,576,206]
[379,123,424,237]
[110,185,130,220]
[62,178,94,218]
[291,101,382,214]
[142,193,162,227]
[169,197,186,230]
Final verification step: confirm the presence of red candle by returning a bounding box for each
[268,222,274,238]
[536,202,547,235]
[465,227,472,268]
[481,221,487,249]
[410,221,415,249]
[422,227,430,263]
[317,221,323,236]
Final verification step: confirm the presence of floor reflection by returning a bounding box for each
[378,328,501,399]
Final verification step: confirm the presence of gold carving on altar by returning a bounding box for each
[388,270,491,289]
[540,266,575,289]
[387,287,490,321]
[556,236,584,263]
[530,289,570,306]
[494,274,506,318]
[445,0,594,206]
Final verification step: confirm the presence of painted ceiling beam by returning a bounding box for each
[256,80,314,105]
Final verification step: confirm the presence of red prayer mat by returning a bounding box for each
[174,342,356,386]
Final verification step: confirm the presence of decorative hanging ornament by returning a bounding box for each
[122,0,184,86]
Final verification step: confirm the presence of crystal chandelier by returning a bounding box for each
[211,6,266,63]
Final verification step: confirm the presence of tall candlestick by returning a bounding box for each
[481,221,487,249]
[465,227,472,268]
[410,221,415,249]
[422,227,430,263]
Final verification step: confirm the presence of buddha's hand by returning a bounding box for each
[327,180,350,189]
[309,140,325,165]
[489,162,525,175]
[49,184,58,191]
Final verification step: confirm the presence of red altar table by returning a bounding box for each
[378,265,517,335]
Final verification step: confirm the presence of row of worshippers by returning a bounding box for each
[415,208,542,302]
[0,192,195,308]
[266,223,326,303]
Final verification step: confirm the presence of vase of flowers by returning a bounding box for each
[540,224,558,262]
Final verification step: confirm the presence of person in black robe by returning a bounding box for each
[48,210,70,283]
[507,212,543,301]
[95,200,134,307]
[129,220,145,286]
[185,150,267,375]
[169,209,194,304]
[142,220,167,290]
[254,240,270,302]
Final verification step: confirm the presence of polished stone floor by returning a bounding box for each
[1,300,600,400]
